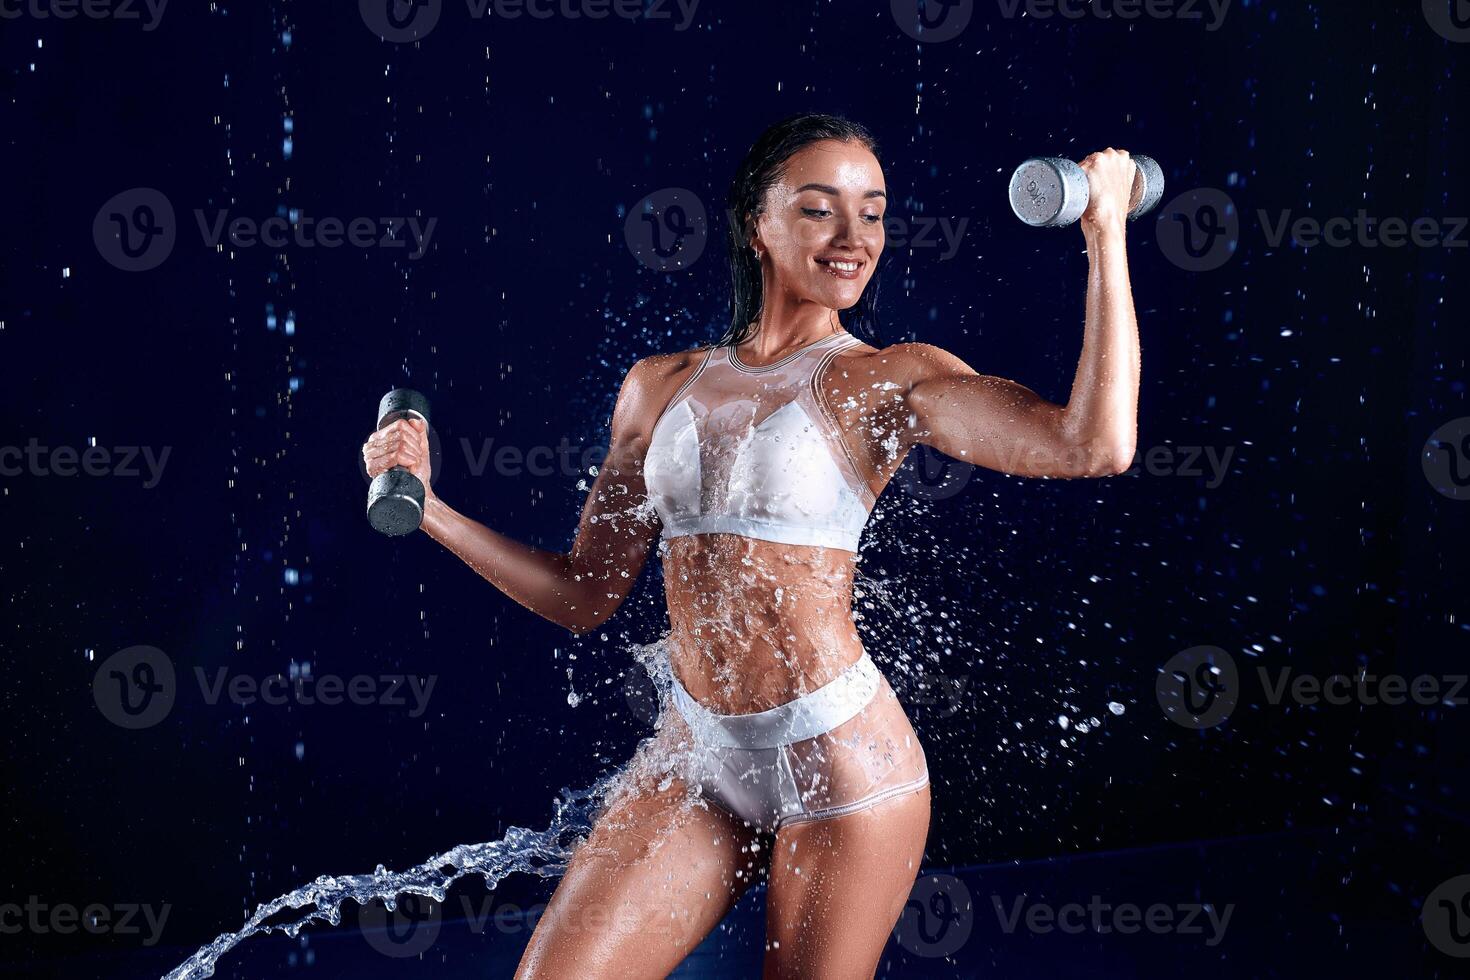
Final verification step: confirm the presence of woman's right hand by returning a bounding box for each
[362,417,436,504]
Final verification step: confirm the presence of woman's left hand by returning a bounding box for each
[1078,148,1139,232]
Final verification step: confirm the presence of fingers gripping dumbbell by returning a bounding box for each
[366,388,431,537]
[1008,155,1165,228]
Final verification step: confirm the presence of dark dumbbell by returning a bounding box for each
[1008,155,1165,228]
[367,388,431,537]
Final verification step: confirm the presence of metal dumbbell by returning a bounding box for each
[1008,154,1165,228]
[367,388,431,537]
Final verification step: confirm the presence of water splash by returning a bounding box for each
[164,644,686,979]
[162,775,616,980]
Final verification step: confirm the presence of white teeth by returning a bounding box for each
[822,260,860,272]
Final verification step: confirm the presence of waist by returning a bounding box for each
[669,650,881,750]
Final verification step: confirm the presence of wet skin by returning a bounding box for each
[362,138,1141,977]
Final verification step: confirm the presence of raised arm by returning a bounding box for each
[362,357,673,634]
[898,148,1141,479]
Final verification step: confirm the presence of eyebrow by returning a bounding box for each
[795,183,887,200]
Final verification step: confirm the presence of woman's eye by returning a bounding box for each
[862,213,883,224]
[801,207,832,218]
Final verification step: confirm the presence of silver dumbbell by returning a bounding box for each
[1008,154,1165,228]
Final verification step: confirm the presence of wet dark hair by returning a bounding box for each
[715,113,884,349]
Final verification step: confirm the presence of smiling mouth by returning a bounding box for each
[816,257,864,280]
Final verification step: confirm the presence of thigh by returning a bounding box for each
[515,729,763,979]
[763,782,931,980]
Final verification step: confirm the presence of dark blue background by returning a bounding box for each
[2,0,1467,976]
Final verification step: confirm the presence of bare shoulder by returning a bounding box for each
[613,346,709,436]
[830,339,978,390]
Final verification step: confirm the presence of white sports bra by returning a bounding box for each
[644,330,876,553]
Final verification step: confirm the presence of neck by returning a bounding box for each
[743,289,842,358]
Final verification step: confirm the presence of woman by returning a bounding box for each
[362,113,1140,978]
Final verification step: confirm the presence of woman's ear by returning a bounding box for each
[745,216,765,261]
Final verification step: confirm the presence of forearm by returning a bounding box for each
[1063,219,1140,471]
[420,497,599,633]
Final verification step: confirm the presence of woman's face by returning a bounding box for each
[750,139,886,312]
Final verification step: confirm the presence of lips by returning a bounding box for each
[815,256,865,280]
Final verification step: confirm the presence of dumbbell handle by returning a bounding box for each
[1009,155,1165,228]
[367,388,431,537]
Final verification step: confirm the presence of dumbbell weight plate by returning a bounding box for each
[1009,157,1090,228]
[1129,155,1165,221]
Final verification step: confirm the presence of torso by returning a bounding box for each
[637,330,919,714]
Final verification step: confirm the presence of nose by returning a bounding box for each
[831,208,877,253]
